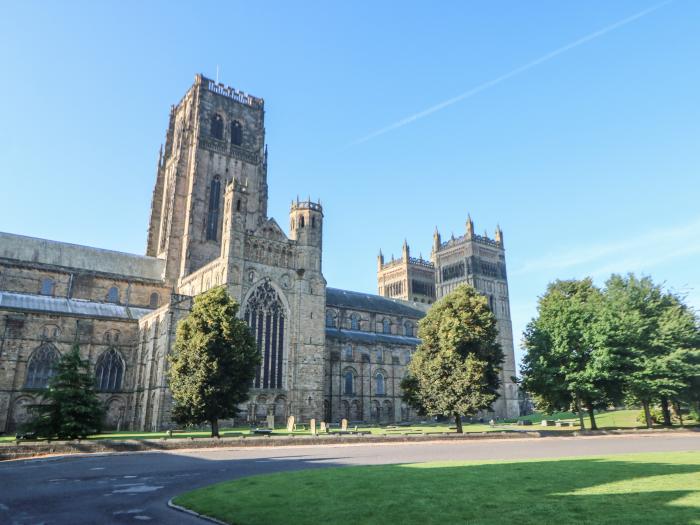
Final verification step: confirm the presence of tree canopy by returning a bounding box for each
[521,273,699,429]
[168,287,259,437]
[401,284,504,432]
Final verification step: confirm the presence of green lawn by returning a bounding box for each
[1,409,695,442]
[173,451,700,525]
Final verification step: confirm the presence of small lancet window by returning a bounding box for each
[404,321,413,337]
[350,313,360,331]
[311,216,316,228]
[325,310,336,328]
[231,120,243,146]
[211,113,224,139]
[149,292,160,308]
[375,372,385,396]
[382,318,391,334]
[40,278,55,296]
[206,176,221,241]
[107,286,120,304]
[344,371,354,395]
[300,216,305,228]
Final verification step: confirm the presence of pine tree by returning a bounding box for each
[26,344,104,439]
[168,287,260,437]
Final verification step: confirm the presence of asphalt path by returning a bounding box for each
[1,433,698,524]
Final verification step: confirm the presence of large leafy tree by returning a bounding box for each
[601,274,699,428]
[25,344,104,439]
[520,278,613,430]
[168,287,259,437]
[401,284,503,433]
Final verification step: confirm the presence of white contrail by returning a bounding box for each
[345,1,672,148]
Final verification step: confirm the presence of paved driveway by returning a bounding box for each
[1,433,698,524]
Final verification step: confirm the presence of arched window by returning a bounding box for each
[343,345,353,361]
[107,286,120,304]
[231,120,243,146]
[95,348,124,392]
[344,371,354,395]
[236,199,241,212]
[206,176,221,241]
[244,280,287,389]
[40,278,55,296]
[311,216,316,228]
[300,216,305,228]
[404,321,413,337]
[375,372,385,396]
[211,113,224,139]
[350,313,360,331]
[382,318,391,334]
[149,292,160,308]
[376,349,384,363]
[25,344,59,389]
[325,310,336,328]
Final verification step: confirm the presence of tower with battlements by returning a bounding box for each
[377,215,520,419]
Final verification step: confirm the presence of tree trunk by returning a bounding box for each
[575,397,586,430]
[211,418,220,438]
[586,401,598,430]
[642,401,653,429]
[455,414,463,434]
[673,401,683,427]
[660,398,672,426]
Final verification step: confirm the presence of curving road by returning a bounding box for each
[1,433,698,524]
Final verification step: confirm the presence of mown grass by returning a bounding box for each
[173,451,700,525]
[1,409,694,442]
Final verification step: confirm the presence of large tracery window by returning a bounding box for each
[25,344,60,389]
[244,280,286,389]
[95,348,124,392]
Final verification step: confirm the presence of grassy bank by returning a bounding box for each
[173,451,700,525]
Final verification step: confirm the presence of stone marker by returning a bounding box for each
[341,418,348,431]
[310,418,316,435]
[287,415,295,432]
[266,415,275,430]
[320,421,327,433]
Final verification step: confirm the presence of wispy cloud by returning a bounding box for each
[512,216,700,277]
[344,1,672,149]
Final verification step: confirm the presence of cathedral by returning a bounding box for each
[0,74,518,433]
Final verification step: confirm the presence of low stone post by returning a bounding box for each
[341,418,348,431]
[287,415,295,432]
[310,418,317,435]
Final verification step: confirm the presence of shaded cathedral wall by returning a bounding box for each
[326,337,416,424]
[132,295,193,431]
[0,310,140,434]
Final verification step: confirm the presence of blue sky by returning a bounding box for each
[1,1,698,368]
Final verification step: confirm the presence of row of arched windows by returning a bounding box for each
[37,279,160,308]
[343,369,386,396]
[210,113,243,146]
[325,310,414,336]
[24,344,125,392]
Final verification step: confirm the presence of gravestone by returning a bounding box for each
[341,418,348,431]
[320,421,327,433]
[310,418,316,435]
[287,415,295,432]
[266,415,275,430]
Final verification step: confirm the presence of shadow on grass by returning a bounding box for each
[174,454,700,525]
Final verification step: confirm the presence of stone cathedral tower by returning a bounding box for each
[134,75,327,428]
[378,215,520,419]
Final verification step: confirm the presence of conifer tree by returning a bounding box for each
[26,344,104,439]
